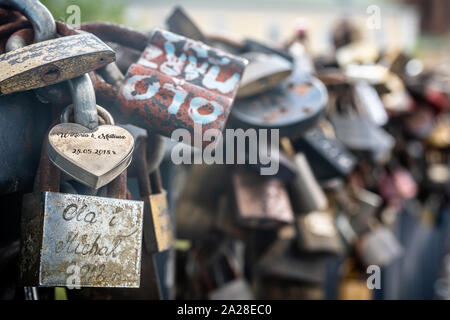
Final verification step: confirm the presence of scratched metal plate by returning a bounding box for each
[118,29,247,149]
[39,192,143,288]
[0,33,115,94]
[144,191,174,253]
[231,75,327,137]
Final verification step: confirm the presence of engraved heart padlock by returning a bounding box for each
[47,105,134,189]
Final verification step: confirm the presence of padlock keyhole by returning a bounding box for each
[41,65,61,83]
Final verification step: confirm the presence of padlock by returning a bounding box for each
[231,74,327,137]
[353,81,388,126]
[292,126,356,180]
[135,139,173,253]
[47,104,134,189]
[117,29,247,149]
[350,188,383,235]
[20,135,144,287]
[244,38,294,63]
[166,6,245,55]
[0,0,115,95]
[207,250,253,300]
[295,211,343,255]
[165,6,207,43]
[256,236,327,284]
[330,94,394,163]
[356,225,403,267]
[176,163,230,239]
[232,168,294,228]
[236,52,292,98]
[284,149,328,214]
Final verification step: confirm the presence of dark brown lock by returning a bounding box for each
[295,211,343,255]
[256,230,327,285]
[207,249,253,300]
[176,163,230,239]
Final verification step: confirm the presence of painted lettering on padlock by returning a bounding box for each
[118,29,247,147]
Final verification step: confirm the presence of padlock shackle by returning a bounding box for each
[60,104,114,126]
[150,169,164,194]
[80,22,149,52]
[68,74,99,130]
[0,0,56,43]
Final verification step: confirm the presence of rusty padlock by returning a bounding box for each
[134,140,173,253]
[232,168,294,228]
[0,0,115,95]
[117,29,247,149]
[20,135,144,288]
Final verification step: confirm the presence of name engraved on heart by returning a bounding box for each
[47,123,135,189]
[39,192,144,287]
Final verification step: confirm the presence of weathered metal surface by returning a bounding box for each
[0,33,115,94]
[47,117,134,190]
[0,0,55,43]
[166,6,207,42]
[21,191,144,287]
[293,127,356,180]
[233,169,294,228]
[231,75,327,137]
[237,52,292,98]
[118,29,247,149]
[143,191,173,253]
[289,153,328,213]
[296,211,342,254]
[256,238,326,284]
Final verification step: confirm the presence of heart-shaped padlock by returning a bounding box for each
[47,105,134,189]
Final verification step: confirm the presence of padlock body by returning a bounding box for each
[143,190,174,253]
[233,170,294,228]
[118,29,247,149]
[0,34,115,94]
[20,191,144,288]
[296,211,343,254]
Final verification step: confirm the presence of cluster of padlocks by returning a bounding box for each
[0,1,448,300]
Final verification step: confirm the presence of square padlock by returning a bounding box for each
[118,29,247,149]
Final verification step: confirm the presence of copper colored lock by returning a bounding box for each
[232,168,294,228]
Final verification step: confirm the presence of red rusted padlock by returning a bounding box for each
[118,29,247,149]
